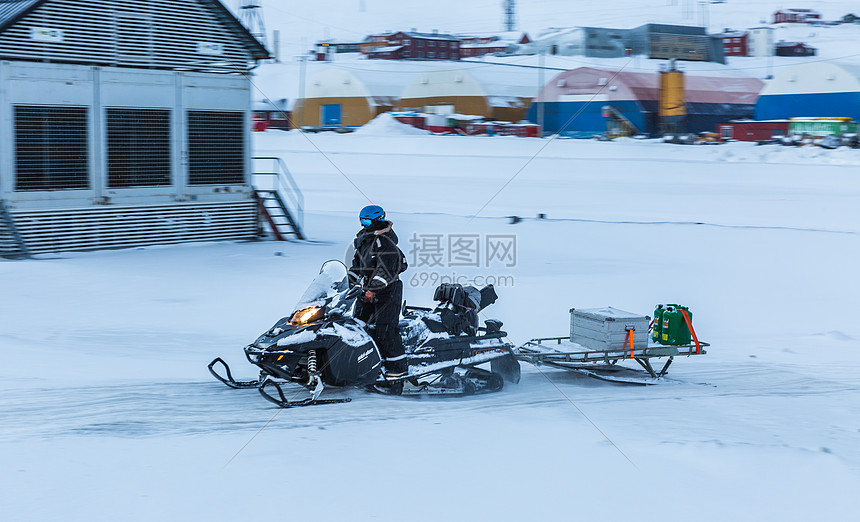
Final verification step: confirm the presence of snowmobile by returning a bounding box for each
[208,260,520,408]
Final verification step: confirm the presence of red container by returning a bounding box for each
[717,120,789,141]
[393,114,427,130]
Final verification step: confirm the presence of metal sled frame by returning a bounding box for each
[515,336,709,385]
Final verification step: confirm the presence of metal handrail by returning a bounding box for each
[0,199,32,259]
[252,156,304,231]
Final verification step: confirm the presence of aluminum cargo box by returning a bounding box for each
[570,307,650,352]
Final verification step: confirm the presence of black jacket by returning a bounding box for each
[349,220,406,291]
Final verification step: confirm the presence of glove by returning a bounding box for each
[363,290,377,303]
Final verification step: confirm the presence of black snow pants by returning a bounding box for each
[354,279,406,374]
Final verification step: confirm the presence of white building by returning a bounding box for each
[747,27,775,57]
[0,0,274,257]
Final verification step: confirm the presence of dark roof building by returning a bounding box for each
[628,24,726,64]
[775,41,817,56]
[0,0,268,71]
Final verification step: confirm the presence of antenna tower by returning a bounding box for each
[239,0,268,47]
[503,0,516,32]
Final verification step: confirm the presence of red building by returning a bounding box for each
[773,9,822,24]
[718,30,749,56]
[460,40,509,58]
[717,120,790,141]
[367,31,461,60]
[775,41,817,56]
[458,34,523,58]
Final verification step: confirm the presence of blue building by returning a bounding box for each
[756,62,860,121]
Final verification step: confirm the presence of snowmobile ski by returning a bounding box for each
[208,357,261,389]
[258,378,351,408]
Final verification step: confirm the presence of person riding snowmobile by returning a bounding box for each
[348,205,408,379]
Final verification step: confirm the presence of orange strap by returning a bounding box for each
[627,329,635,359]
[680,309,701,354]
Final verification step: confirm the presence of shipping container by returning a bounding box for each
[788,117,857,137]
[717,120,790,141]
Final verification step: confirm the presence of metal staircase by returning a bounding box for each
[602,105,640,138]
[252,156,305,241]
[0,200,31,260]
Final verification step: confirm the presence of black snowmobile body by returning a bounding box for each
[209,260,520,408]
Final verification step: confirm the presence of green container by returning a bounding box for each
[652,304,665,343]
[674,305,692,345]
[661,304,693,345]
[660,305,676,344]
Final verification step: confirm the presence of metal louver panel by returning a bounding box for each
[0,0,256,72]
[14,105,89,191]
[106,108,172,188]
[187,111,244,185]
[9,201,258,254]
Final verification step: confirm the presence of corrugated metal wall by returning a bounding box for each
[0,0,252,72]
[7,201,258,255]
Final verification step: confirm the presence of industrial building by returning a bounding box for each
[292,65,420,128]
[398,64,539,122]
[756,62,860,121]
[527,66,763,136]
[628,24,726,64]
[0,0,274,257]
[293,62,540,128]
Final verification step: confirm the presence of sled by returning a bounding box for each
[514,336,709,385]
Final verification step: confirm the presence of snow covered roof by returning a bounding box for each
[368,45,404,53]
[461,42,509,49]
[541,66,763,104]
[402,63,542,100]
[400,31,460,41]
[760,62,860,96]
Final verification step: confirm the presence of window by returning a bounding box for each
[187,111,244,185]
[403,50,410,57]
[451,42,457,49]
[429,41,436,47]
[14,106,89,191]
[428,52,435,58]
[106,108,171,188]
[720,126,732,139]
[403,39,410,45]
[417,40,424,47]
[440,51,446,59]
[418,51,424,58]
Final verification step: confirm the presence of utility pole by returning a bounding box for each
[297,40,308,129]
[538,50,545,137]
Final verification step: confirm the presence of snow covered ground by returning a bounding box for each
[2,126,860,521]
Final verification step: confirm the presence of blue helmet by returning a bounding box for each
[359,205,385,227]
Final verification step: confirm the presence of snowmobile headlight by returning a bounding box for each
[291,306,323,325]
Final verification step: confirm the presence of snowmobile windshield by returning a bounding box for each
[294,260,349,309]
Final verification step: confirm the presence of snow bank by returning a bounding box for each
[352,112,431,136]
